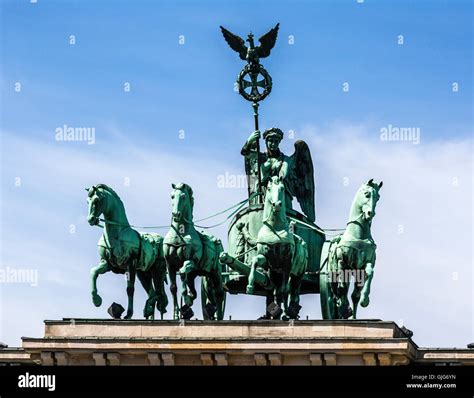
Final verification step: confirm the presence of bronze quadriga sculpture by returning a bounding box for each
[86,24,382,321]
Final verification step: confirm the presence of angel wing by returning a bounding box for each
[290,140,315,222]
[220,26,247,60]
[257,23,280,58]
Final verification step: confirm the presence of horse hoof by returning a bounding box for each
[287,303,302,319]
[180,305,194,320]
[92,294,102,307]
[157,308,167,317]
[124,311,133,319]
[339,305,353,319]
[246,286,254,295]
[144,309,153,319]
[361,297,370,307]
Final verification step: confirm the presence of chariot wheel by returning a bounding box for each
[319,258,337,319]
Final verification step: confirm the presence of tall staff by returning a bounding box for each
[220,24,280,203]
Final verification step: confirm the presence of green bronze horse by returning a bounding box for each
[87,184,168,319]
[326,179,383,319]
[163,183,225,320]
[246,176,308,319]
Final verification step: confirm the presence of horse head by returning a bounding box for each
[263,176,286,224]
[356,179,383,222]
[86,185,104,226]
[86,184,125,226]
[170,183,194,224]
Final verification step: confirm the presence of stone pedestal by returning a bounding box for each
[7,319,469,366]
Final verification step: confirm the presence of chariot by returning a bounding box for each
[209,204,330,319]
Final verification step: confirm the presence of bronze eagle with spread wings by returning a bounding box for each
[220,23,280,66]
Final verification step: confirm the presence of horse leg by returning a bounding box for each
[187,262,199,300]
[287,273,303,319]
[124,266,136,319]
[332,255,352,319]
[246,254,266,295]
[350,283,362,320]
[137,270,156,320]
[169,270,179,320]
[202,276,215,320]
[336,280,352,319]
[360,262,374,307]
[270,270,284,320]
[336,259,345,291]
[90,260,110,307]
[180,260,197,311]
[281,273,290,317]
[275,285,286,320]
[152,264,168,320]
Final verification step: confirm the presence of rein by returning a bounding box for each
[346,212,365,227]
[97,192,258,231]
[93,192,361,236]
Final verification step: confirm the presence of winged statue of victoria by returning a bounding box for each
[241,128,316,222]
[220,24,316,222]
[220,23,280,67]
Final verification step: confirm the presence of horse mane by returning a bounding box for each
[95,183,117,197]
[95,184,125,207]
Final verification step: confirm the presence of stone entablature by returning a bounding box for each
[1,320,472,366]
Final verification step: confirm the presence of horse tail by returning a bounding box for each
[292,234,308,277]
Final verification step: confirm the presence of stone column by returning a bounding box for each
[309,353,323,366]
[254,353,267,366]
[107,353,121,366]
[363,353,377,366]
[92,352,106,366]
[378,353,392,366]
[161,352,175,366]
[214,353,228,366]
[55,352,68,366]
[148,353,161,366]
[201,353,214,366]
[268,353,282,366]
[324,353,337,366]
[40,352,54,366]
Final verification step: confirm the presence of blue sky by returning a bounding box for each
[1,0,472,149]
[0,0,472,348]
